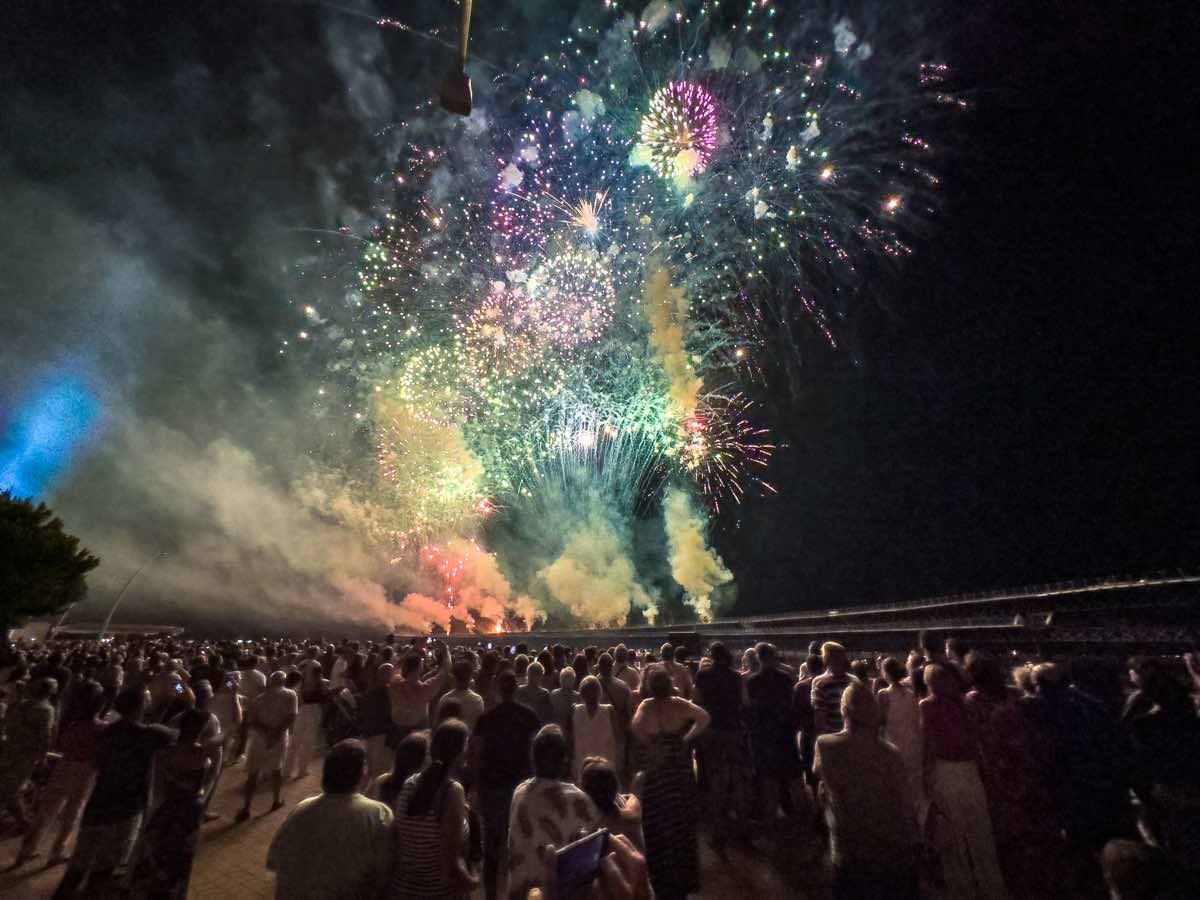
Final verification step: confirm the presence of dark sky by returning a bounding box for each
[2,1,1197,629]
[729,1,1200,612]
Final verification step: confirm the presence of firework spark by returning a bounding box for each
[637,81,719,181]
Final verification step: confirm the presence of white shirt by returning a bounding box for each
[240,668,267,702]
[436,687,485,731]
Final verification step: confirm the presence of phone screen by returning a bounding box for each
[555,828,608,898]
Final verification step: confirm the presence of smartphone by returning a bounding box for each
[174,682,184,695]
[555,828,609,898]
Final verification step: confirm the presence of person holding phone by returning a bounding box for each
[533,831,652,900]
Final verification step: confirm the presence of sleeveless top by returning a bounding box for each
[391,774,469,900]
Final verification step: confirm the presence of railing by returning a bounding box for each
[494,572,1200,638]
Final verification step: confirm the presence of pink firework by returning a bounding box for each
[639,81,718,179]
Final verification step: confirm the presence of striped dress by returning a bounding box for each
[391,775,469,900]
[641,728,700,900]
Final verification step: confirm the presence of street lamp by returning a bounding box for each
[100,551,168,639]
[439,0,473,115]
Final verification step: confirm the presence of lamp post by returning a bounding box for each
[100,551,167,639]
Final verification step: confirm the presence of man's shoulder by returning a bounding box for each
[512,777,536,802]
[349,793,394,823]
[272,794,324,840]
[814,732,850,762]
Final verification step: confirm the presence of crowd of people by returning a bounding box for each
[1,628,1199,899]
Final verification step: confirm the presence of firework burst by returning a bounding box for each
[526,246,618,350]
[637,81,718,181]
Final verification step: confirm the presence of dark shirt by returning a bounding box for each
[358,684,394,737]
[920,695,977,763]
[82,718,176,822]
[694,665,743,731]
[746,667,796,734]
[515,685,555,724]
[474,700,540,790]
[793,678,816,733]
[1131,708,1200,791]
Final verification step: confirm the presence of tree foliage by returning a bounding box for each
[0,491,100,629]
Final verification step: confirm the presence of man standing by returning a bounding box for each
[814,682,919,899]
[659,643,694,699]
[515,662,555,724]
[236,671,298,822]
[289,646,325,779]
[613,644,640,693]
[52,686,176,898]
[812,642,856,737]
[472,670,541,900]
[0,677,56,831]
[388,641,451,738]
[694,642,745,845]
[239,654,267,704]
[746,642,799,818]
[437,657,485,732]
[267,740,393,900]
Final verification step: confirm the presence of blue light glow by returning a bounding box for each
[0,376,99,499]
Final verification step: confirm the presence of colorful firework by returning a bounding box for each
[679,393,776,513]
[288,0,958,627]
[637,81,719,181]
[526,246,618,350]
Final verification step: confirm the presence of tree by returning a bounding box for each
[0,491,100,633]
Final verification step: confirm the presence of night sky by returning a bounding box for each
[2,2,1196,630]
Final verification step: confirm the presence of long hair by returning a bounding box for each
[406,719,468,817]
[580,758,619,814]
[383,731,429,808]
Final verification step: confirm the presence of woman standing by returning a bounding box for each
[921,664,1007,900]
[631,669,711,900]
[965,654,1066,899]
[572,677,617,783]
[391,719,478,900]
[210,671,243,763]
[877,656,924,820]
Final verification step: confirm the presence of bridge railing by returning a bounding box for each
[495,572,1200,638]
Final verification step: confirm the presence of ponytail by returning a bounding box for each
[406,760,449,817]
[405,719,468,817]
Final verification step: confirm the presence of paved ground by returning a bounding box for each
[0,757,826,899]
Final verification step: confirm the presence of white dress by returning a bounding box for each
[879,683,924,816]
[572,703,617,783]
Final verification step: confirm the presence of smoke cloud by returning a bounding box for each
[664,488,733,622]
[644,265,702,418]
[0,5,436,634]
[538,510,658,626]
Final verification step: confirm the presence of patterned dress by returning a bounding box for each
[506,777,598,900]
[641,727,700,900]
